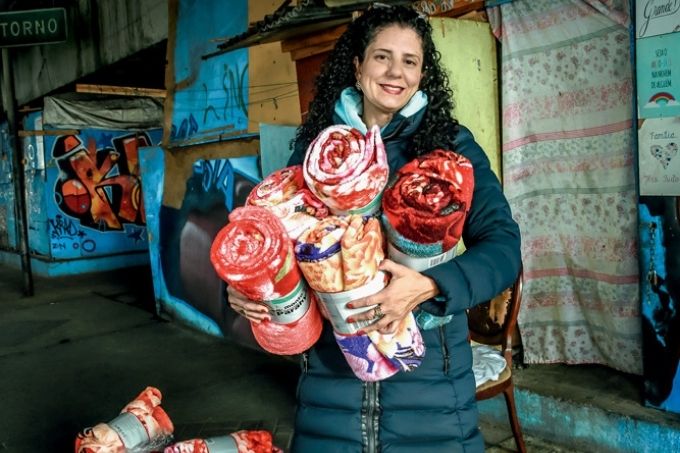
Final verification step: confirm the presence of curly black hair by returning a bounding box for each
[293,4,458,156]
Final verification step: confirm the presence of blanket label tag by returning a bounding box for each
[387,242,457,272]
[108,412,149,449]
[204,435,238,452]
[315,271,387,334]
[265,280,310,324]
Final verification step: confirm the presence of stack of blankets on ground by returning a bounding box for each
[210,124,474,381]
[75,387,281,452]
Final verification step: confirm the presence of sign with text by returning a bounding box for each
[639,117,680,195]
[637,0,680,38]
[636,33,680,118]
[0,8,67,48]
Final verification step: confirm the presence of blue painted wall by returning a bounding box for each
[140,145,261,337]
[169,0,249,147]
[0,122,18,251]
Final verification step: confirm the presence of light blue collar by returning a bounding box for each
[334,87,428,134]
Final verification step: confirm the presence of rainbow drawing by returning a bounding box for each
[649,92,676,106]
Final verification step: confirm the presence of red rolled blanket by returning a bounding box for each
[75,386,174,453]
[382,149,474,260]
[210,206,322,355]
[303,125,388,215]
[246,165,328,240]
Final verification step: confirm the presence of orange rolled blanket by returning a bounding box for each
[75,386,174,453]
[246,165,328,240]
[210,206,322,355]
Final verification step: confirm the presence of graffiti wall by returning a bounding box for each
[0,122,18,250]
[22,112,162,262]
[168,0,249,147]
[140,145,261,341]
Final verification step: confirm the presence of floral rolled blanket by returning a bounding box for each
[75,386,174,453]
[210,206,323,355]
[295,215,425,381]
[246,165,328,240]
[303,125,388,216]
[382,149,474,329]
[164,430,283,453]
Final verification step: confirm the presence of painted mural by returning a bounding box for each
[169,0,249,147]
[20,111,163,264]
[139,146,261,339]
[640,197,680,412]
[43,130,162,260]
[51,132,151,231]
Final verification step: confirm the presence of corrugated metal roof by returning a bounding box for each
[203,0,411,59]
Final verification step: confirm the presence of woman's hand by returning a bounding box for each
[346,259,440,334]
[227,286,271,323]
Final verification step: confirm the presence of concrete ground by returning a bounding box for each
[0,263,670,452]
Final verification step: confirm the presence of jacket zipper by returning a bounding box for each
[301,351,308,373]
[362,381,380,452]
[439,324,450,375]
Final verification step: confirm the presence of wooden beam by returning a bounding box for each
[18,129,79,137]
[75,84,167,98]
[281,23,347,54]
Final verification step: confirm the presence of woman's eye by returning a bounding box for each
[405,59,417,66]
[375,54,387,61]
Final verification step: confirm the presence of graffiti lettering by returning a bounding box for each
[49,214,78,239]
[52,132,152,231]
[170,61,248,141]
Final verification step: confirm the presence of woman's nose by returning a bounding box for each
[386,61,402,78]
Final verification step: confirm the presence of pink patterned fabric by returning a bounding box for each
[488,0,641,374]
[303,125,388,214]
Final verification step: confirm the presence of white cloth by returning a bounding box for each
[472,344,508,388]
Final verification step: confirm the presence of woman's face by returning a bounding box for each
[354,25,424,119]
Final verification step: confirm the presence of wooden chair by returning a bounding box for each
[468,267,526,453]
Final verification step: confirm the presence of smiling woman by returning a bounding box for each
[228,4,521,452]
[354,25,424,127]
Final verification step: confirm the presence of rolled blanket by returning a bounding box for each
[164,430,283,453]
[381,149,474,329]
[75,386,174,453]
[295,215,425,381]
[246,165,328,240]
[303,125,388,215]
[210,206,322,355]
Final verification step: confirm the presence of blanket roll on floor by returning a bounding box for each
[210,206,322,355]
[75,386,174,453]
[164,430,283,453]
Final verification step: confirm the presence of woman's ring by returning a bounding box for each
[374,304,384,320]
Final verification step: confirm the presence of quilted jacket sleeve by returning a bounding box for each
[419,125,521,316]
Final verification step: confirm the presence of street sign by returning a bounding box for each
[0,8,67,48]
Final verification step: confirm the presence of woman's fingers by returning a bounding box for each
[226,286,270,322]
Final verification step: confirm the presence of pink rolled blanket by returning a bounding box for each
[303,125,388,215]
